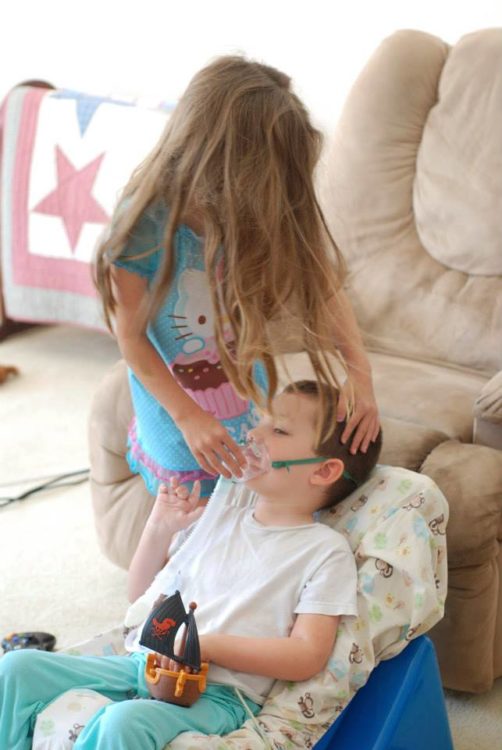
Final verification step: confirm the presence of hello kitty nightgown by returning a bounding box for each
[113,202,264,497]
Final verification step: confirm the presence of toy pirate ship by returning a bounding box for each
[140,590,208,707]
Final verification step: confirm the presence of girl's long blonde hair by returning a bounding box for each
[95,55,350,428]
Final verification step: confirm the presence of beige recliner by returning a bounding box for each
[89,28,502,694]
[320,28,502,693]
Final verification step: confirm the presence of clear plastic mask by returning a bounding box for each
[232,438,271,482]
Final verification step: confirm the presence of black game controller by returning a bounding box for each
[1,631,56,653]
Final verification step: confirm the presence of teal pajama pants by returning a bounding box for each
[0,649,260,750]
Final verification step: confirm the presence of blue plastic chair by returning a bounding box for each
[314,637,454,750]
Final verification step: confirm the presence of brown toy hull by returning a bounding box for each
[145,654,208,707]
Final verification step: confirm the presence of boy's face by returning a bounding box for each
[245,391,321,495]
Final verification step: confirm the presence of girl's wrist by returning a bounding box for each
[348,369,373,387]
[170,398,202,426]
[346,356,372,381]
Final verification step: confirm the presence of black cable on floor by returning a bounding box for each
[0,469,90,507]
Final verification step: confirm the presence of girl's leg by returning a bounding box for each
[0,649,146,750]
[75,684,260,750]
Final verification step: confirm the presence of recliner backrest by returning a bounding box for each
[321,28,502,376]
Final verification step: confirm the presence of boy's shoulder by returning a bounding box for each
[313,521,353,554]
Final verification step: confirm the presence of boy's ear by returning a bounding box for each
[310,458,344,487]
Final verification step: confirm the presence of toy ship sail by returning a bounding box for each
[139,590,201,671]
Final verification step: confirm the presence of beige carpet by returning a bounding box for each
[0,325,128,649]
[1,324,501,748]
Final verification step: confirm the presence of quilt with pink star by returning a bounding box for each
[0,84,172,329]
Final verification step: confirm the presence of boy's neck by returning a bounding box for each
[252,494,317,527]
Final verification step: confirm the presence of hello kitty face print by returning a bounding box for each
[170,269,215,356]
[169,268,248,420]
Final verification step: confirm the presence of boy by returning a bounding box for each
[0,381,382,750]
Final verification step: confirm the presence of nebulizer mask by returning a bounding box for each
[232,438,272,482]
[232,438,359,486]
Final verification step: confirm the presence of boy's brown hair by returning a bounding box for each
[283,380,382,509]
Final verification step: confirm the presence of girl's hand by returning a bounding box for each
[147,478,204,536]
[336,376,380,455]
[177,408,246,479]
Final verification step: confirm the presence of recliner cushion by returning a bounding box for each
[414,29,502,275]
[369,351,488,443]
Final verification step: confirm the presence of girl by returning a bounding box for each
[95,55,380,500]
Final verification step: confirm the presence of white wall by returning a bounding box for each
[3,0,502,135]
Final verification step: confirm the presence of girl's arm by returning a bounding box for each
[128,479,203,602]
[328,288,380,454]
[199,613,339,682]
[112,267,245,478]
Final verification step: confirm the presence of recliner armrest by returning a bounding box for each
[473,372,502,450]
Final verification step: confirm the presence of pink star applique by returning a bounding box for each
[33,146,109,252]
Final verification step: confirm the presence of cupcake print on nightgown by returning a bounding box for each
[169,268,248,420]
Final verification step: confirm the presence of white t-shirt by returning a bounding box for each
[124,480,358,704]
